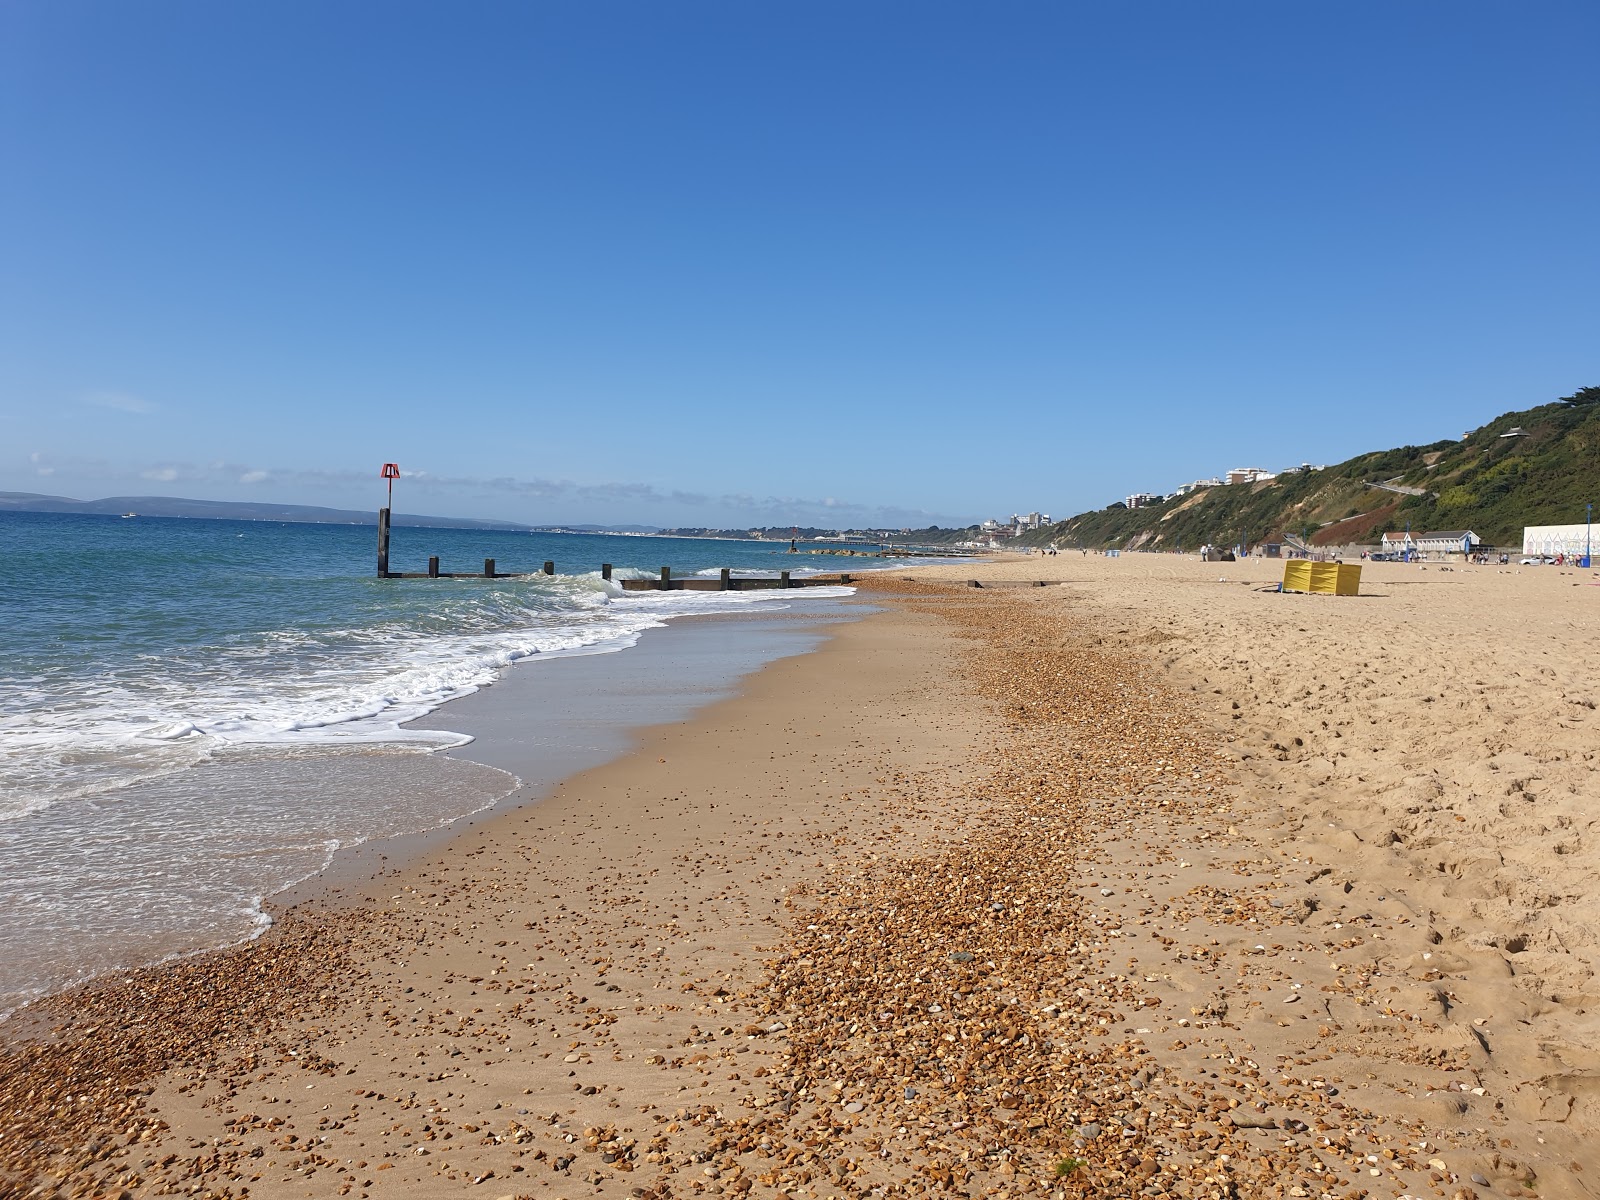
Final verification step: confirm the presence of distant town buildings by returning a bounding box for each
[1106,462,1324,512]
[974,511,1052,543]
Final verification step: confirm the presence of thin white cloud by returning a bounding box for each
[239,470,271,484]
[409,473,957,525]
[141,467,179,482]
[85,391,155,415]
[36,466,55,476]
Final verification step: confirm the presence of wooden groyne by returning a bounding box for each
[373,512,859,587]
[377,554,1059,591]
[371,509,1020,589]
[618,568,853,591]
[378,560,855,588]
[958,579,1059,588]
[381,557,558,580]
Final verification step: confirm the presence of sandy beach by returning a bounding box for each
[4,553,1599,1200]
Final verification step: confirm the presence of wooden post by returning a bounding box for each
[428,556,440,578]
[719,567,730,590]
[376,507,391,577]
[543,561,555,576]
[484,558,496,577]
[780,570,791,588]
[601,563,612,581]
[841,573,851,584]
[659,566,671,590]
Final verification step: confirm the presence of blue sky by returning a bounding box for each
[3,2,1595,528]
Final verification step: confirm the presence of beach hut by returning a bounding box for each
[1414,530,1480,556]
[1381,529,1478,560]
[1523,524,1593,560]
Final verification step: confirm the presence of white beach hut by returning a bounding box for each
[1523,524,1594,559]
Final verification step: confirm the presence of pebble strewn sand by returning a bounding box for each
[2,554,1596,1200]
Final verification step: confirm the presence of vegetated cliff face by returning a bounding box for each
[1023,388,1600,551]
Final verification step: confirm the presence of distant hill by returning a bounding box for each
[0,492,536,531]
[1020,386,1600,552]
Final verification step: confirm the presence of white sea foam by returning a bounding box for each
[0,746,520,1019]
[689,557,942,578]
[0,577,853,821]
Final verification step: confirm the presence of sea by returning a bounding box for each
[0,511,943,1018]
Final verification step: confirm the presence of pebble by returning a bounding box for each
[0,905,364,1194]
[1228,1111,1277,1129]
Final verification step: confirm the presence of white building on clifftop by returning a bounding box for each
[1226,467,1276,485]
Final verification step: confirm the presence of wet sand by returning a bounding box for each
[272,598,864,907]
[4,555,1598,1200]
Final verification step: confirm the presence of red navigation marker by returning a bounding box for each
[381,462,400,508]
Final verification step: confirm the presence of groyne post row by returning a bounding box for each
[387,562,853,589]
[394,557,599,580]
[616,568,848,591]
[374,515,852,589]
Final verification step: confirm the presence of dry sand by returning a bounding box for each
[3,553,1598,1200]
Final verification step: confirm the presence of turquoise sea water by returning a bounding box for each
[0,512,918,1016]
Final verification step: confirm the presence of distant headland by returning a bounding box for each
[0,492,538,531]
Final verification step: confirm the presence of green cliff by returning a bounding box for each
[1022,387,1600,552]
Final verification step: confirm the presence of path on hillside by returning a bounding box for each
[1366,476,1432,497]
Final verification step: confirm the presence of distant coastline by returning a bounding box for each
[0,494,977,545]
[0,491,540,532]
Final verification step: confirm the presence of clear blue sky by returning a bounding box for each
[3,2,1595,528]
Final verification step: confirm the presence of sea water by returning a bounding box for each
[0,512,935,1016]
